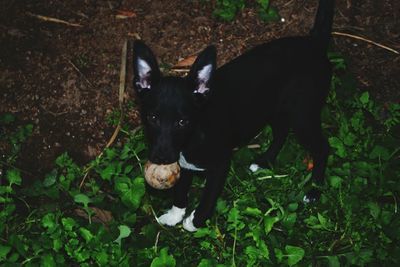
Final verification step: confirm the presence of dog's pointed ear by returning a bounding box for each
[133,40,161,93]
[187,45,216,95]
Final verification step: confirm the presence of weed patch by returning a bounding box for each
[1,53,399,266]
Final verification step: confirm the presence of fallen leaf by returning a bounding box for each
[75,207,113,225]
[116,10,136,19]
[172,55,197,69]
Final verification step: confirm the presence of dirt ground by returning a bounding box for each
[1,0,399,178]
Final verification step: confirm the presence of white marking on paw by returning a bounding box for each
[249,163,260,173]
[179,152,205,171]
[183,210,198,232]
[303,195,311,204]
[157,206,186,226]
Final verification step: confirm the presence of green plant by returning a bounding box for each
[213,0,245,21]
[1,51,399,265]
[212,0,280,22]
[257,0,280,22]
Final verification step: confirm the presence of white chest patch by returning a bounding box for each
[179,152,205,171]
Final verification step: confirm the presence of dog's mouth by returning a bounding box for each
[148,154,179,165]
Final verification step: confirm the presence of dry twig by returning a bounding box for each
[79,40,128,189]
[27,12,83,27]
[67,59,95,89]
[332,31,399,55]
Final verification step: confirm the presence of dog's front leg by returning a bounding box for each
[183,160,230,232]
[158,169,194,226]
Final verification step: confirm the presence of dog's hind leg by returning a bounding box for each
[292,114,329,202]
[250,119,289,172]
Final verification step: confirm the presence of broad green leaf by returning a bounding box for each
[115,177,145,210]
[343,132,356,146]
[130,177,146,209]
[326,255,340,267]
[42,213,56,229]
[114,225,131,245]
[124,164,134,174]
[264,215,279,235]
[100,164,115,180]
[329,137,346,158]
[0,244,11,260]
[274,248,283,263]
[359,91,370,105]
[304,215,323,229]
[0,113,15,124]
[317,213,332,230]
[53,238,62,252]
[216,199,228,214]
[74,193,91,207]
[41,253,56,267]
[193,228,212,238]
[288,203,298,212]
[285,245,305,266]
[245,246,260,265]
[329,176,342,188]
[74,248,90,262]
[95,251,109,266]
[6,169,22,186]
[227,205,245,231]
[61,217,76,231]
[104,148,117,160]
[367,202,380,220]
[244,207,262,217]
[258,6,280,22]
[282,213,297,230]
[151,247,176,267]
[249,225,269,259]
[369,145,390,160]
[79,227,94,242]
[197,259,217,267]
[256,0,270,9]
[43,170,57,187]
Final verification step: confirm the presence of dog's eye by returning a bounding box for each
[147,114,159,124]
[178,119,189,127]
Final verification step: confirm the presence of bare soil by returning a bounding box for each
[1,0,399,178]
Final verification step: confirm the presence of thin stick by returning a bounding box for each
[67,59,95,89]
[332,31,399,55]
[27,12,83,27]
[118,40,128,110]
[154,231,161,254]
[79,40,128,189]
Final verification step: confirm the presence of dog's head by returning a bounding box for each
[133,40,216,164]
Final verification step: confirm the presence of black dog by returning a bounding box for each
[133,0,335,231]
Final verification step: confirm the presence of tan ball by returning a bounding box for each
[144,161,180,189]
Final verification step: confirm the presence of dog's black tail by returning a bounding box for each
[310,0,335,53]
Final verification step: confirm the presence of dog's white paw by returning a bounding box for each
[303,195,311,204]
[157,206,186,226]
[182,210,198,232]
[249,163,260,173]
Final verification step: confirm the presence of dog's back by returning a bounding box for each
[203,36,332,148]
